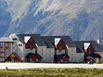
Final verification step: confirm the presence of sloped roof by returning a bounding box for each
[74,41,103,52]
[42,36,75,48]
[5,52,22,62]
[17,34,40,43]
[16,34,103,53]
[17,34,46,46]
[17,34,74,48]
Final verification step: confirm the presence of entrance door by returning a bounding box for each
[25,53,42,63]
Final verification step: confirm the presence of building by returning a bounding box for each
[0,37,13,62]
[0,34,103,63]
[75,41,103,63]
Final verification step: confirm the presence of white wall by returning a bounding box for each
[12,40,85,63]
[12,40,25,61]
[4,42,13,60]
[67,47,84,63]
[56,50,66,55]
[37,46,55,63]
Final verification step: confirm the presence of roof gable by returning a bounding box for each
[17,34,45,46]
[74,41,103,52]
[42,36,74,48]
[24,36,31,43]
[84,43,90,50]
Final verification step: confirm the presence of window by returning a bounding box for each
[18,44,22,46]
[12,38,17,40]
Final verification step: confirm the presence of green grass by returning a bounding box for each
[0,68,103,77]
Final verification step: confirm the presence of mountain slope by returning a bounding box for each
[0,0,11,37]
[0,0,103,45]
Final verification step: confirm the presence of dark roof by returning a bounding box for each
[42,36,75,48]
[74,41,103,52]
[74,41,84,53]
[17,34,46,46]
[17,34,40,43]
[16,34,103,52]
[17,34,74,48]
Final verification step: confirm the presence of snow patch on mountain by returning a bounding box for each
[1,0,103,46]
[5,0,103,22]
[5,0,32,22]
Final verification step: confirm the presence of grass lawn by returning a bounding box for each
[0,68,103,77]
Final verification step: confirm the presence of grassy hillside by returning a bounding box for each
[1,68,103,77]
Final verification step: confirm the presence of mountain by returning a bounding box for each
[0,0,103,46]
[0,0,11,37]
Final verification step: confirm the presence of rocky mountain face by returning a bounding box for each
[0,0,103,46]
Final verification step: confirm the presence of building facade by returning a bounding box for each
[0,34,103,63]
